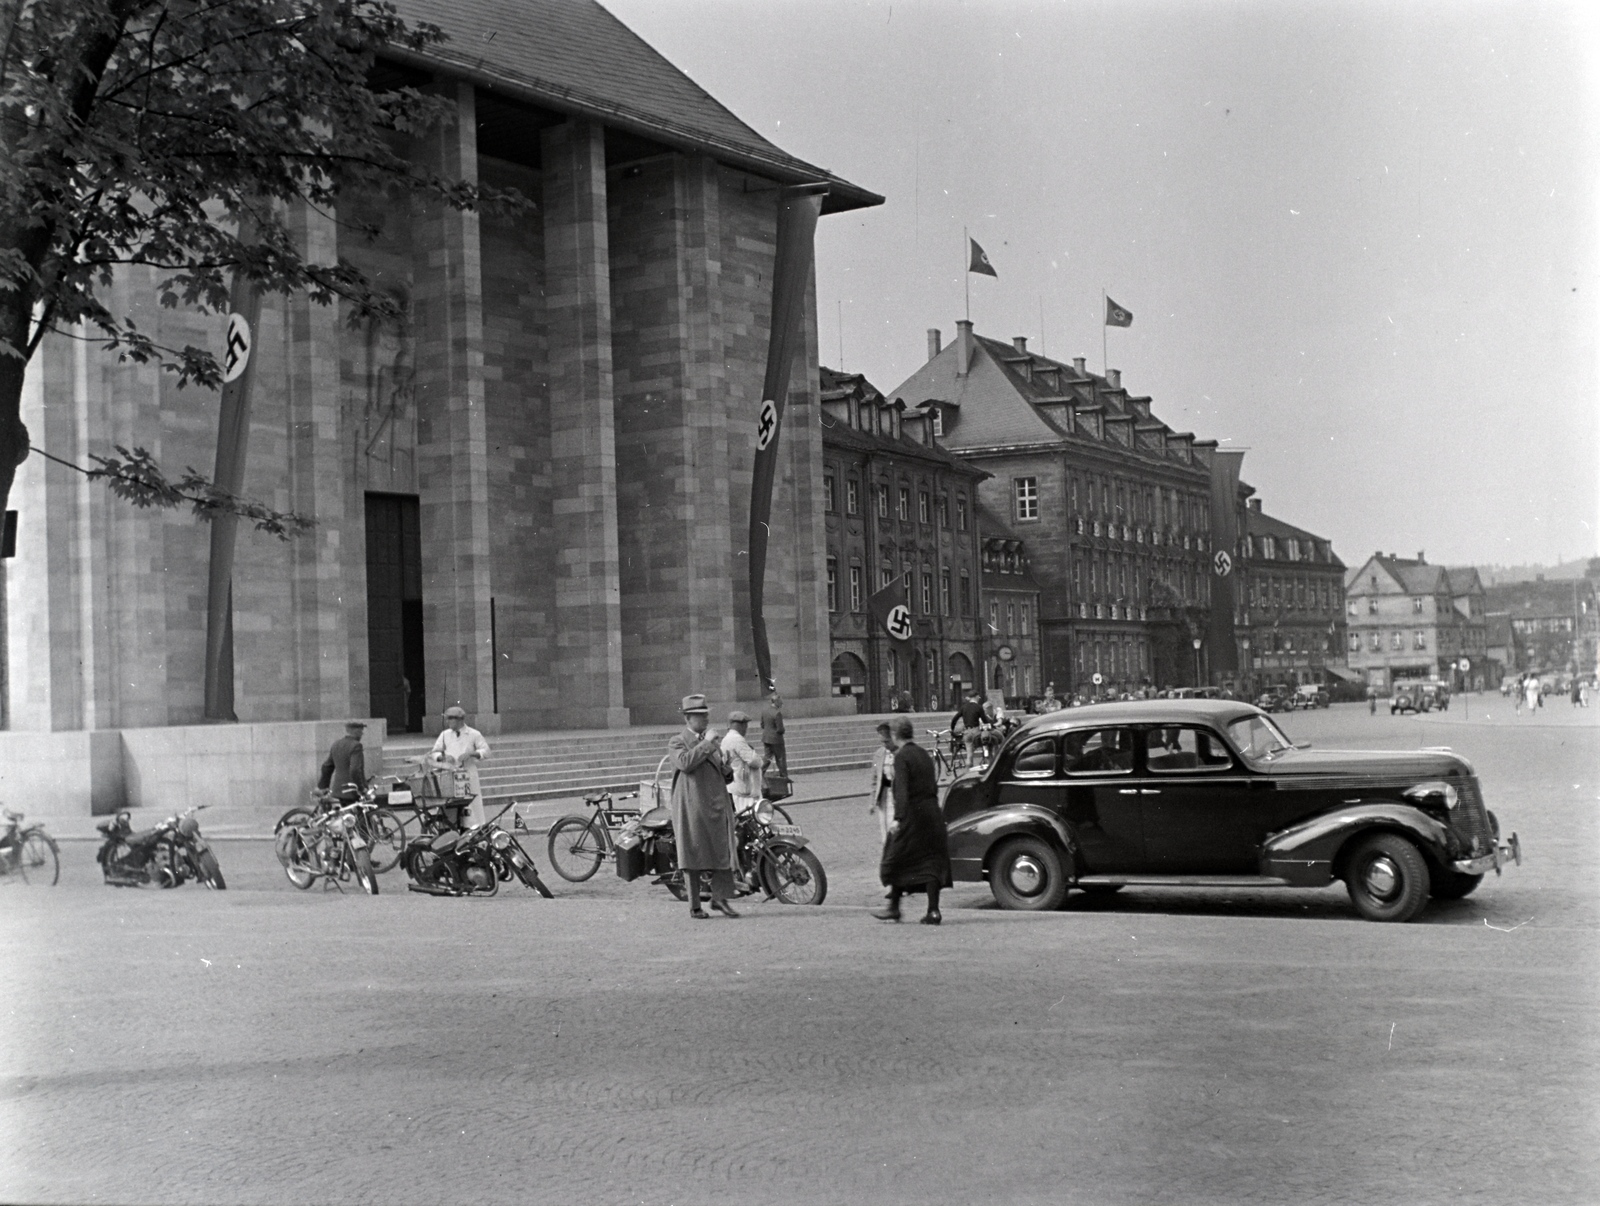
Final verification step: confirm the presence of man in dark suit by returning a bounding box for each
[318,721,368,796]
[874,716,952,925]
[760,692,787,777]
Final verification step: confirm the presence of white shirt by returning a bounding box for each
[432,725,490,765]
[720,728,764,800]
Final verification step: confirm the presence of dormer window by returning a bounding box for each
[930,408,943,437]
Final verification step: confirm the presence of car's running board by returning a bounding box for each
[1075,875,1294,888]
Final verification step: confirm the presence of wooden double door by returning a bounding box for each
[365,493,425,733]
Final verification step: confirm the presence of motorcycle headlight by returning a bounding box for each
[178,815,200,838]
[1404,780,1459,810]
[491,830,511,849]
[340,812,358,830]
[754,801,774,824]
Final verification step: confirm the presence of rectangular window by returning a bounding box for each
[960,571,971,616]
[877,485,889,518]
[1390,632,1403,651]
[1412,597,1424,613]
[989,600,999,632]
[823,475,835,513]
[1413,631,1427,650]
[1349,632,1361,652]
[1006,602,1016,634]
[903,555,913,598]
[826,558,838,612]
[1014,477,1039,521]
[940,568,951,616]
[845,479,859,515]
[919,491,931,524]
[938,493,950,529]
[881,565,893,589]
[1020,602,1031,635]
[849,565,862,612]
[1368,599,1379,614]
[1369,632,1382,652]
[898,487,910,522]
[921,571,933,614]
[956,495,968,531]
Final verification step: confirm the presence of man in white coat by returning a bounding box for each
[720,711,766,815]
[431,705,490,827]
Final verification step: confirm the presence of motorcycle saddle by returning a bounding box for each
[639,807,672,831]
[430,831,462,853]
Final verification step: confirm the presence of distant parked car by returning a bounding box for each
[1293,684,1330,709]
[1255,686,1292,713]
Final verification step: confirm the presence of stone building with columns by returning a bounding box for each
[5,0,879,748]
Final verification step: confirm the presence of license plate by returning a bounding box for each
[388,789,413,804]
[771,823,804,840]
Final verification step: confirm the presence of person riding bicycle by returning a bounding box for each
[950,692,987,765]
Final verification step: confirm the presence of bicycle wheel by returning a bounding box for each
[18,830,59,885]
[278,827,317,890]
[546,815,606,882]
[365,808,405,873]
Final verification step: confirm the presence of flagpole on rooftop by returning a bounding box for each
[1102,286,1108,375]
[964,226,971,322]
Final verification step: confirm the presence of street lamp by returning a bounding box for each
[1192,636,1203,687]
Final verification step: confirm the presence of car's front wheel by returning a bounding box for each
[988,836,1068,911]
[1345,833,1430,922]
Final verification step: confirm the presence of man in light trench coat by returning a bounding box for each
[668,694,741,919]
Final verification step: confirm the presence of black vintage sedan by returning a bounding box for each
[942,700,1520,922]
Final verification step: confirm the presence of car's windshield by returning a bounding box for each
[1226,714,1295,765]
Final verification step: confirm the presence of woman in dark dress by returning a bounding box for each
[874,716,952,925]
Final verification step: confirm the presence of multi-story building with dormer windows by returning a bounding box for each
[1344,554,1488,691]
[1235,498,1347,693]
[819,368,986,712]
[886,322,1231,695]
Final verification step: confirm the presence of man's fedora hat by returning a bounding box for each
[680,694,710,714]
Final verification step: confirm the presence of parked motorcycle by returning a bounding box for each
[276,799,380,894]
[404,802,554,898]
[276,784,407,873]
[0,808,59,885]
[615,799,826,905]
[97,805,225,889]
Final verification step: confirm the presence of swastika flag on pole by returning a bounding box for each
[1104,296,1133,327]
[869,577,912,645]
[968,237,998,278]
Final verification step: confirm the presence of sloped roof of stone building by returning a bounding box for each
[1245,506,1344,569]
[819,367,988,477]
[886,329,1217,475]
[1347,554,1479,596]
[390,0,881,213]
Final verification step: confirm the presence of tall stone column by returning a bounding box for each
[282,200,355,719]
[542,118,628,728]
[411,81,498,732]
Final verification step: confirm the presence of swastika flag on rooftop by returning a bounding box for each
[1105,296,1133,327]
[968,237,998,278]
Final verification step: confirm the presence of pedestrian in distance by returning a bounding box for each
[951,691,986,764]
[761,691,788,777]
[1367,685,1376,715]
[1514,676,1525,714]
[866,722,895,846]
[720,711,765,815]
[668,694,739,919]
[874,716,953,925]
[431,705,490,827]
[1572,680,1583,708]
[1525,676,1541,714]
[318,721,368,797]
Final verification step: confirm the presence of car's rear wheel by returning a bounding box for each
[1429,869,1483,900]
[989,837,1067,911]
[1345,833,1430,922]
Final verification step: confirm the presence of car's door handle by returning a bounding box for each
[1118,788,1139,795]
[1140,789,1161,795]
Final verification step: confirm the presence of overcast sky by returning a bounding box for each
[604,0,1598,571]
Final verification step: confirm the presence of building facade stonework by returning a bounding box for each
[6,0,879,735]
[1234,498,1347,693]
[1344,554,1488,691]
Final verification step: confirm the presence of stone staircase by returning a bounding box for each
[380,712,926,803]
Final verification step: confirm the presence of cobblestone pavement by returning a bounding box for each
[2,703,1595,1205]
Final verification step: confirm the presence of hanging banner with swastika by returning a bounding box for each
[1213,549,1233,577]
[869,577,911,646]
[1205,450,1246,676]
[749,185,827,694]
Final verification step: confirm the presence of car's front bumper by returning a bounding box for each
[1452,832,1521,876]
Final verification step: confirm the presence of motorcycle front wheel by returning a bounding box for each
[17,830,60,885]
[512,852,556,899]
[279,830,317,890]
[350,845,379,895]
[761,844,827,905]
[196,849,226,890]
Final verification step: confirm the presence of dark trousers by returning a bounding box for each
[685,868,735,908]
[764,741,788,777]
[887,880,942,916]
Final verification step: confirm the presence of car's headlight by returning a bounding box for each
[1404,780,1459,810]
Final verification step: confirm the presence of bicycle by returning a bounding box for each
[0,808,59,885]
[276,786,407,873]
[546,786,795,882]
[925,728,967,780]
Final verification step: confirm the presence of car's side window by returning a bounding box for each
[1145,727,1235,773]
[1061,728,1134,776]
[1009,737,1057,779]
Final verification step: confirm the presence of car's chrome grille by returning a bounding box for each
[1455,778,1492,855]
